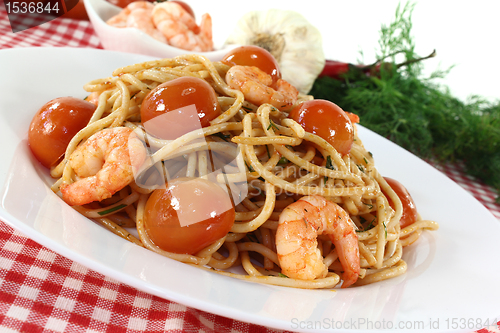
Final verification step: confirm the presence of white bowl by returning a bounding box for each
[83,0,238,61]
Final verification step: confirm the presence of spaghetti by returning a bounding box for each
[48,54,439,289]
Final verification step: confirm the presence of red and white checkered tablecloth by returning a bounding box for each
[1,3,499,332]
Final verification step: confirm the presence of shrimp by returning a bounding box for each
[85,91,100,106]
[225,65,299,110]
[151,2,213,52]
[106,1,154,27]
[276,195,360,288]
[126,8,168,43]
[106,1,167,43]
[60,127,147,206]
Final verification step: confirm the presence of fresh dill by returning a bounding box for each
[310,1,500,202]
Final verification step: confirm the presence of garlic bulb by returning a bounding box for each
[224,9,325,95]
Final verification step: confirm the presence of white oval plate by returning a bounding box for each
[83,0,237,61]
[1,47,499,333]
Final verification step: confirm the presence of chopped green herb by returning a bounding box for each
[326,155,334,170]
[277,157,289,165]
[278,273,289,278]
[212,133,230,141]
[98,204,127,216]
[265,145,271,159]
[267,120,279,131]
[324,155,335,184]
[245,161,255,172]
[368,218,376,230]
[356,218,376,232]
[247,233,259,243]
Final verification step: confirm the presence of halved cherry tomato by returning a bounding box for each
[222,45,281,85]
[288,100,355,155]
[383,177,418,228]
[144,177,235,254]
[28,97,96,168]
[140,76,221,139]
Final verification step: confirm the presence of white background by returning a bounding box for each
[187,0,500,103]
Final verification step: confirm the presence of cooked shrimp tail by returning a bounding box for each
[225,65,299,110]
[60,127,147,206]
[276,195,360,288]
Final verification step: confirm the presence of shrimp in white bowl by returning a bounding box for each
[106,1,167,43]
[152,1,213,52]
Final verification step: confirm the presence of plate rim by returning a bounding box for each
[1,46,500,333]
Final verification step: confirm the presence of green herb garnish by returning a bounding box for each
[277,157,289,165]
[245,161,255,172]
[324,155,335,185]
[310,1,500,202]
[212,133,230,142]
[267,120,279,131]
[247,233,259,243]
[98,204,127,216]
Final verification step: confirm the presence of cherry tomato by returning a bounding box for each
[144,177,235,254]
[288,100,355,155]
[140,76,221,139]
[383,177,418,228]
[222,45,281,85]
[60,0,89,20]
[28,97,96,168]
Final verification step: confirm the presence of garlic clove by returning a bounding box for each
[224,9,325,95]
